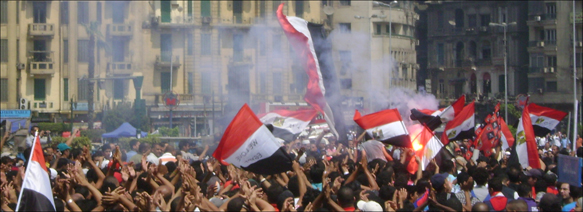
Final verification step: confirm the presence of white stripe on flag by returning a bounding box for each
[260,114,311,134]
[422,136,443,170]
[445,115,475,139]
[20,160,55,210]
[224,126,281,167]
[529,114,561,130]
[365,121,408,141]
[516,118,529,168]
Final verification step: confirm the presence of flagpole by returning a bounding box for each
[573,0,578,150]
[15,131,39,212]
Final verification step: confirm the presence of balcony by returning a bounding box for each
[155,55,181,68]
[545,40,556,46]
[572,39,583,48]
[31,101,55,110]
[156,16,195,29]
[108,61,133,75]
[28,51,55,76]
[492,57,504,66]
[529,67,543,73]
[475,58,492,66]
[28,23,55,37]
[228,55,253,66]
[217,16,254,27]
[107,23,133,37]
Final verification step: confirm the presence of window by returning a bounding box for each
[78,79,88,101]
[482,41,491,59]
[201,0,211,17]
[259,1,266,18]
[63,40,68,63]
[201,33,211,55]
[480,14,490,27]
[187,34,193,55]
[546,3,556,14]
[439,79,445,95]
[338,23,351,33]
[33,2,47,23]
[539,30,545,40]
[233,33,244,61]
[77,40,90,62]
[112,39,126,62]
[96,2,102,24]
[498,75,505,94]
[161,72,171,93]
[273,72,282,94]
[437,43,444,65]
[187,72,194,94]
[112,2,125,23]
[63,78,69,101]
[455,9,464,28]
[272,0,280,13]
[575,53,582,67]
[272,34,281,53]
[0,1,6,24]
[0,78,7,102]
[376,24,382,35]
[547,56,556,68]
[113,79,124,99]
[546,81,557,92]
[528,77,544,93]
[0,39,7,62]
[161,34,172,62]
[468,14,477,27]
[201,72,211,95]
[258,34,266,56]
[530,55,544,67]
[339,0,350,6]
[260,74,267,93]
[34,79,46,100]
[187,0,193,18]
[78,2,89,24]
[386,24,394,34]
[437,11,444,29]
[295,0,304,17]
[545,29,556,41]
[339,50,352,75]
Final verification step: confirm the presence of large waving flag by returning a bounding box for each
[516,105,541,169]
[16,132,55,211]
[442,101,475,145]
[410,95,465,130]
[354,109,411,147]
[407,125,444,174]
[276,3,339,139]
[213,104,293,175]
[439,95,466,122]
[527,103,567,137]
[258,108,318,141]
[499,117,515,150]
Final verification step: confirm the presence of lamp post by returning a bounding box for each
[489,19,516,122]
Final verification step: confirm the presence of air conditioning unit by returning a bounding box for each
[538,41,545,47]
[535,16,541,21]
[151,16,159,26]
[549,67,555,73]
[19,98,29,110]
[578,41,583,47]
[202,16,212,24]
[480,26,488,32]
[538,88,544,94]
[543,67,548,73]
[17,63,25,70]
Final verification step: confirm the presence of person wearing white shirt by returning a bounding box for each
[178,140,208,162]
[147,143,165,165]
[25,126,51,148]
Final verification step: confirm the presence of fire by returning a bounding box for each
[412,139,423,151]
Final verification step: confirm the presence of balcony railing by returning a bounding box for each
[545,40,556,46]
[155,55,181,67]
[107,23,133,36]
[28,51,55,76]
[529,67,543,73]
[108,62,133,74]
[475,59,492,66]
[28,23,55,36]
[31,101,55,109]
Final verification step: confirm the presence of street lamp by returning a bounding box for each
[489,20,516,122]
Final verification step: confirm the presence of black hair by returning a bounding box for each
[376,170,393,187]
[138,143,150,153]
[227,197,245,211]
[379,185,396,201]
[170,196,182,211]
[301,188,320,207]
[473,167,489,186]
[507,166,521,183]
[488,177,503,192]
[76,199,97,212]
[75,185,90,198]
[287,176,300,197]
[165,161,177,174]
[265,183,284,204]
[517,183,532,197]
[337,186,354,207]
[457,171,471,185]
[129,139,139,149]
[534,178,547,193]
[309,168,324,184]
[70,148,82,160]
[56,158,70,170]
[441,160,455,173]
[101,145,111,152]
[542,173,557,187]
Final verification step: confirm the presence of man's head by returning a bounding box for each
[179,140,190,151]
[101,145,112,159]
[430,173,451,193]
[473,167,489,186]
[488,177,503,195]
[538,193,561,212]
[337,186,355,207]
[507,166,521,184]
[559,182,572,201]
[507,199,528,212]
[152,143,164,157]
[138,143,151,154]
[472,202,490,212]
[457,172,474,191]
[525,169,542,186]
[130,139,140,151]
[57,143,72,158]
[517,183,532,198]
[30,126,40,135]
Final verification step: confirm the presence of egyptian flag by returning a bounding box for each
[213,104,293,175]
[16,132,55,211]
[499,117,515,150]
[258,108,318,141]
[410,109,443,131]
[407,125,444,174]
[354,109,411,147]
[276,3,339,139]
[527,103,567,137]
[439,95,466,122]
[413,189,429,209]
[442,101,475,145]
[515,105,541,169]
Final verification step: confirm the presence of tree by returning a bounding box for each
[102,103,150,132]
[82,22,110,130]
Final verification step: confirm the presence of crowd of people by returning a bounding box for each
[0,124,582,212]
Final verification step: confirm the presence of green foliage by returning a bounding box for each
[102,103,150,132]
[81,129,106,143]
[507,124,517,137]
[158,127,179,137]
[47,136,93,150]
[499,103,521,120]
[117,137,133,151]
[139,134,161,144]
[37,123,69,134]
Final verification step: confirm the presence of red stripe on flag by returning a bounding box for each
[442,101,475,145]
[213,104,263,161]
[522,106,541,169]
[258,108,318,122]
[499,117,515,148]
[527,103,568,120]
[353,109,403,130]
[33,135,48,172]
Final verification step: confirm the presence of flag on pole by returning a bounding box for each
[258,108,318,141]
[516,105,541,169]
[442,101,475,145]
[354,109,411,147]
[410,109,443,131]
[527,103,567,137]
[499,116,515,150]
[16,132,56,211]
[276,3,339,139]
[213,104,293,175]
[439,95,466,122]
[407,125,444,174]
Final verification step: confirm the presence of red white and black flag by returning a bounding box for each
[16,132,56,211]
[213,104,293,175]
[410,95,465,131]
[258,108,318,141]
[442,101,475,145]
[276,3,340,139]
[515,105,541,169]
[407,125,444,174]
[527,103,567,137]
[354,109,411,147]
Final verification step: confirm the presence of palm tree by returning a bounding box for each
[82,22,110,129]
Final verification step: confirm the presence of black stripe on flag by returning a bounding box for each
[532,125,552,137]
[18,188,56,212]
[449,127,475,142]
[241,147,293,175]
[381,134,412,148]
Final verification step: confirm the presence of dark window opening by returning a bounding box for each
[33,2,47,23]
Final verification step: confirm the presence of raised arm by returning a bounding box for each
[65,129,79,147]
